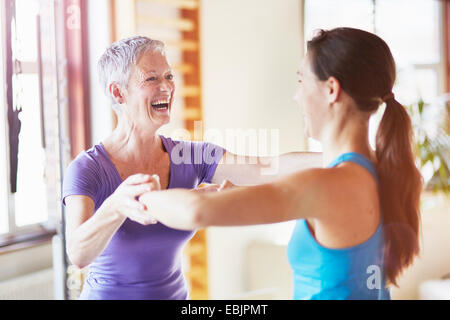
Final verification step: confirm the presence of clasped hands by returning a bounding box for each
[107,173,234,226]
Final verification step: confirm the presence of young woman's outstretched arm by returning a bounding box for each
[139,168,340,230]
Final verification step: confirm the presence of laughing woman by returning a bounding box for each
[62,36,320,300]
[140,28,423,300]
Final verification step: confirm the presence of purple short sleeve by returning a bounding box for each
[162,136,225,187]
[62,152,102,206]
[196,141,225,184]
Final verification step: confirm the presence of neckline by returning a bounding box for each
[327,152,377,182]
[327,152,372,168]
[98,135,173,189]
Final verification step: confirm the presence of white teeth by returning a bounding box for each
[152,99,170,106]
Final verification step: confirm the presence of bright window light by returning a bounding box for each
[13,74,48,227]
[0,4,9,235]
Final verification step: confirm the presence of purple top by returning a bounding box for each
[62,135,225,300]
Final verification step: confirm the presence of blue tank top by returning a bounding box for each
[287,152,391,300]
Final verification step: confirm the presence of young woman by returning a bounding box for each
[139,27,423,300]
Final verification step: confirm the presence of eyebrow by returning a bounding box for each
[141,70,158,75]
[144,69,173,74]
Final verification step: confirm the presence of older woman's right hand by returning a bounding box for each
[107,173,161,225]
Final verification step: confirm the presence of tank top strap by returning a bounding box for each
[327,152,378,183]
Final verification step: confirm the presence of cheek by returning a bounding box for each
[299,86,316,116]
[138,85,157,102]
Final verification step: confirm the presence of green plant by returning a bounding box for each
[407,98,449,194]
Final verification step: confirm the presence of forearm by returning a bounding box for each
[66,199,126,268]
[140,183,295,230]
[197,184,295,227]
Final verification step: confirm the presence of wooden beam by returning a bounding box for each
[180,2,208,299]
[136,16,195,32]
[139,0,199,10]
[177,85,201,97]
[172,63,195,74]
[113,0,136,40]
[64,0,91,157]
[182,107,201,120]
[109,0,118,130]
[165,40,198,51]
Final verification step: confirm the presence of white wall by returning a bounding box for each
[200,0,305,154]
[87,0,114,146]
[200,0,305,299]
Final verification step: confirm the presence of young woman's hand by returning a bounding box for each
[105,173,161,225]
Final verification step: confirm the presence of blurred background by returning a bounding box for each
[0,0,449,300]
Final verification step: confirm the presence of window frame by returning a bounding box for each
[404,0,446,98]
[0,0,56,248]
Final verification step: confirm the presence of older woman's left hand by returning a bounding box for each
[193,180,235,193]
[193,183,221,193]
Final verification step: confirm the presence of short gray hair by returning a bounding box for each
[98,36,166,106]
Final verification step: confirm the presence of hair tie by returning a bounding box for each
[382,92,395,103]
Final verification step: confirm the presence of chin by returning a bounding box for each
[150,108,171,122]
[155,116,170,127]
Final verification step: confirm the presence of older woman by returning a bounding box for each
[62,36,320,300]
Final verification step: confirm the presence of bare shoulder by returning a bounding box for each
[303,162,381,248]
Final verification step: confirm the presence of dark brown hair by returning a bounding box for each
[307,27,423,286]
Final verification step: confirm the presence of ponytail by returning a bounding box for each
[375,98,423,287]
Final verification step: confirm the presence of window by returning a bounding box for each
[304,0,444,151]
[12,0,49,230]
[0,0,56,242]
[0,4,9,235]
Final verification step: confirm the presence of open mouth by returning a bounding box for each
[151,98,170,111]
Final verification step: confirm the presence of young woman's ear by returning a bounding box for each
[326,76,341,104]
[109,82,125,105]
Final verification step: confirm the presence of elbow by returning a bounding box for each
[66,250,84,269]
[67,251,89,270]
[71,259,89,270]
[66,238,90,269]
